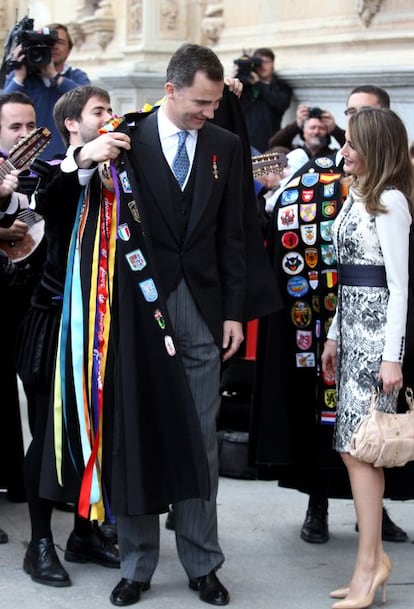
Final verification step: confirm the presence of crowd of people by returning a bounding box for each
[1,30,414,609]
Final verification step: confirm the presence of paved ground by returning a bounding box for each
[2,478,414,608]
[1,387,414,608]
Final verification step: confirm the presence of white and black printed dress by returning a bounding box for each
[327,187,411,453]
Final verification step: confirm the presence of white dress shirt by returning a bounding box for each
[157,106,197,190]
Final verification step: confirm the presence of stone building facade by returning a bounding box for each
[1,1,413,140]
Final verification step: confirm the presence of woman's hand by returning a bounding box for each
[378,361,403,394]
[321,338,337,376]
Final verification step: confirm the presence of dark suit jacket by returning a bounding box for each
[120,109,247,347]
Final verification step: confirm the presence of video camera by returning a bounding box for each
[0,16,58,84]
[233,52,262,84]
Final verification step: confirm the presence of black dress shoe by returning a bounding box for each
[65,526,120,567]
[110,578,151,606]
[189,570,230,606]
[300,506,329,543]
[23,538,71,587]
[165,506,175,531]
[0,527,8,544]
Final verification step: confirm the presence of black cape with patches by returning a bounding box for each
[40,94,281,515]
[40,164,210,517]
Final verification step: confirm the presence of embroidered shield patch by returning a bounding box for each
[300,223,317,245]
[291,301,312,328]
[305,247,318,268]
[296,330,312,350]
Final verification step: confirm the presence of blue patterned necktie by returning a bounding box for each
[172,131,190,188]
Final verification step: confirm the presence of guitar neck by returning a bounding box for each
[0,127,51,184]
[0,158,17,182]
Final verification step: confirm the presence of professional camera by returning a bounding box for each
[233,52,262,84]
[308,107,323,118]
[0,16,58,80]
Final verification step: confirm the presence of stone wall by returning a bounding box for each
[1,1,413,139]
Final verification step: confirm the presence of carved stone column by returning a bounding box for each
[68,0,116,52]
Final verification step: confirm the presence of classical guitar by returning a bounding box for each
[0,127,51,263]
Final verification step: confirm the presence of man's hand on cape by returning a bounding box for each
[76,132,131,168]
[224,76,243,98]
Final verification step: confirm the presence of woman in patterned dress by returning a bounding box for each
[322,108,414,609]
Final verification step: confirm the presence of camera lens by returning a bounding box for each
[26,45,51,66]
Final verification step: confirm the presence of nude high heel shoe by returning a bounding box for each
[330,587,350,600]
[329,552,392,599]
[331,560,390,609]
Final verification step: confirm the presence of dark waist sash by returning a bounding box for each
[338,263,387,288]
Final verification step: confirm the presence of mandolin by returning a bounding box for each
[0,127,51,263]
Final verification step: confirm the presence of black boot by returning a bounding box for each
[300,497,329,544]
[65,523,120,567]
[0,528,8,544]
[382,507,408,542]
[354,507,408,542]
[23,538,71,587]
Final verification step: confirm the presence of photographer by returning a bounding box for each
[236,47,292,153]
[3,21,90,159]
[269,103,345,151]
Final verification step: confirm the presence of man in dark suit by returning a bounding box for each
[105,43,245,608]
[46,45,276,606]
[46,44,249,605]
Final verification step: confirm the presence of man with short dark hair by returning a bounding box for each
[0,138,21,547]
[106,42,245,608]
[3,23,90,159]
[0,91,41,508]
[15,85,123,589]
[238,46,292,153]
[58,43,246,607]
[41,45,276,607]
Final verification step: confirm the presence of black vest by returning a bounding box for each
[168,161,196,243]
